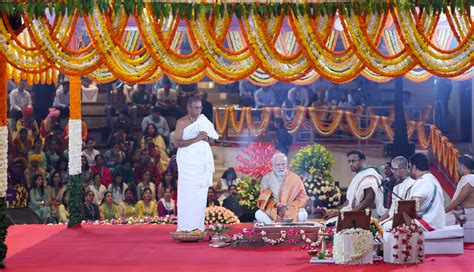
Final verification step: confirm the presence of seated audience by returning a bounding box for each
[91,154,112,187]
[157,170,177,201]
[13,128,33,159]
[136,170,157,201]
[141,106,170,138]
[56,157,69,183]
[105,82,129,128]
[40,109,60,139]
[108,173,128,205]
[16,107,39,139]
[46,139,63,171]
[53,80,70,117]
[140,123,169,171]
[9,81,32,130]
[81,76,99,103]
[155,76,180,118]
[238,79,257,107]
[254,86,276,108]
[222,185,243,218]
[24,158,45,189]
[273,118,292,156]
[82,156,93,186]
[199,91,213,123]
[136,188,158,218]
[119,188,137,218]
[58,189,69,224]
[46,171,67,223]
[28,138,47,171]
[282,88,300,121]
[99,191,121,220]
[130,84,152,126]
[158,187,176,216]
[104,143,126,172]
[82,190,100,221]
[29,174,52,223]
[89,173,107,205]
[82,138,101,167]
[207,187,220,207]
[219,167,239,192]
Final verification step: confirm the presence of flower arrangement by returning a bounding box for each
[82,215,178,225]
[333,228,374,264]
[236,177,261,209]
[234,142,278,209]
[290,144,340,209]
[234,142,278,179]
[290,144,334,179]
[207,223,231,235]
[205,206,240,225]
[390,223,424,264]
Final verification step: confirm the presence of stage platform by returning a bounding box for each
[4,224,474,272]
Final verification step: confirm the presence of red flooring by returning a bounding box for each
[3,224,473,272]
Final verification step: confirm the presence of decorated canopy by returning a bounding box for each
[0,0,473,85]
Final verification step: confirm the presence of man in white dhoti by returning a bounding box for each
[378,156,416,224]
[327,150,386,221]
[383,153,446,231]
[445,154,474,225]
[175,96,219,232]
[255,153,308,224]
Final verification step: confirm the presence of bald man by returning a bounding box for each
[255,153,308,224]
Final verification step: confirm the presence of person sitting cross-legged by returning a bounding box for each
[255,153,308,224]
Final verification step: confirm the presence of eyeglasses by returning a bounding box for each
[191,106,203,109]
[347,159,360,164]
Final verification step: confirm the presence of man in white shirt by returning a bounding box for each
[408,153,446,231]
[379,156,416,225]
[254,86,276,108]
[141,106,170,138]
[53,81,70,117]
[9,81,31,129]
[155,76,180,118]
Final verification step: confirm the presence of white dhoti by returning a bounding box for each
[177,184,208,231]
[446,208,474,225]
[255,209,308,225]
[176,114,218,231]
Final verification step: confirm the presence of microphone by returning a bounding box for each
[380,181,404,201]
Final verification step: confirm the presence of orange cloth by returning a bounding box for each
[257,171,307,222]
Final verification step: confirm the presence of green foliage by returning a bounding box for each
[0,1,464,19]
[67,174,83,228]
[290,144,334,180]
[236,177,261,210]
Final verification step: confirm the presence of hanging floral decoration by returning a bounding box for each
[0,2,473,85]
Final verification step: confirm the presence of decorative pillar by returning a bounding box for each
[67,76,83,228]
[0,60,8,267]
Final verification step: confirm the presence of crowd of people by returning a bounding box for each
[4,75,228,224]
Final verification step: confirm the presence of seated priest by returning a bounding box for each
[378,156,416,224]
[383,153,446,231]
[255,153,308,224]
[445,154,474,225]
[326,150,386,221]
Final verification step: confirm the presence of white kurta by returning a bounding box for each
[342,168,386,218]
[446,174,474,225]
[410,173,446,230]
[388,177,416,217]
[177,114,218,231]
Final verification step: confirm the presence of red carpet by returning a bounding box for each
[430,166,455,197]
[4,224,473,272]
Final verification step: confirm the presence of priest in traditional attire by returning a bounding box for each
[175,96,219,232]
[378,156,416,224]
[445,154,474,225]
[255,153,308,224]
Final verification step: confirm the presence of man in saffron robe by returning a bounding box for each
[175,96,219,232]
[255,153,308,224]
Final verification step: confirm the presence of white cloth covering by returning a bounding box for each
[388,177,416,218]
[255,209,308,224]
[342,168,386,218]
[410,173,446,230]
[177,114,218,231]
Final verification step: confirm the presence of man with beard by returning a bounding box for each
[255,153,308,224]
[327,150,386,220]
